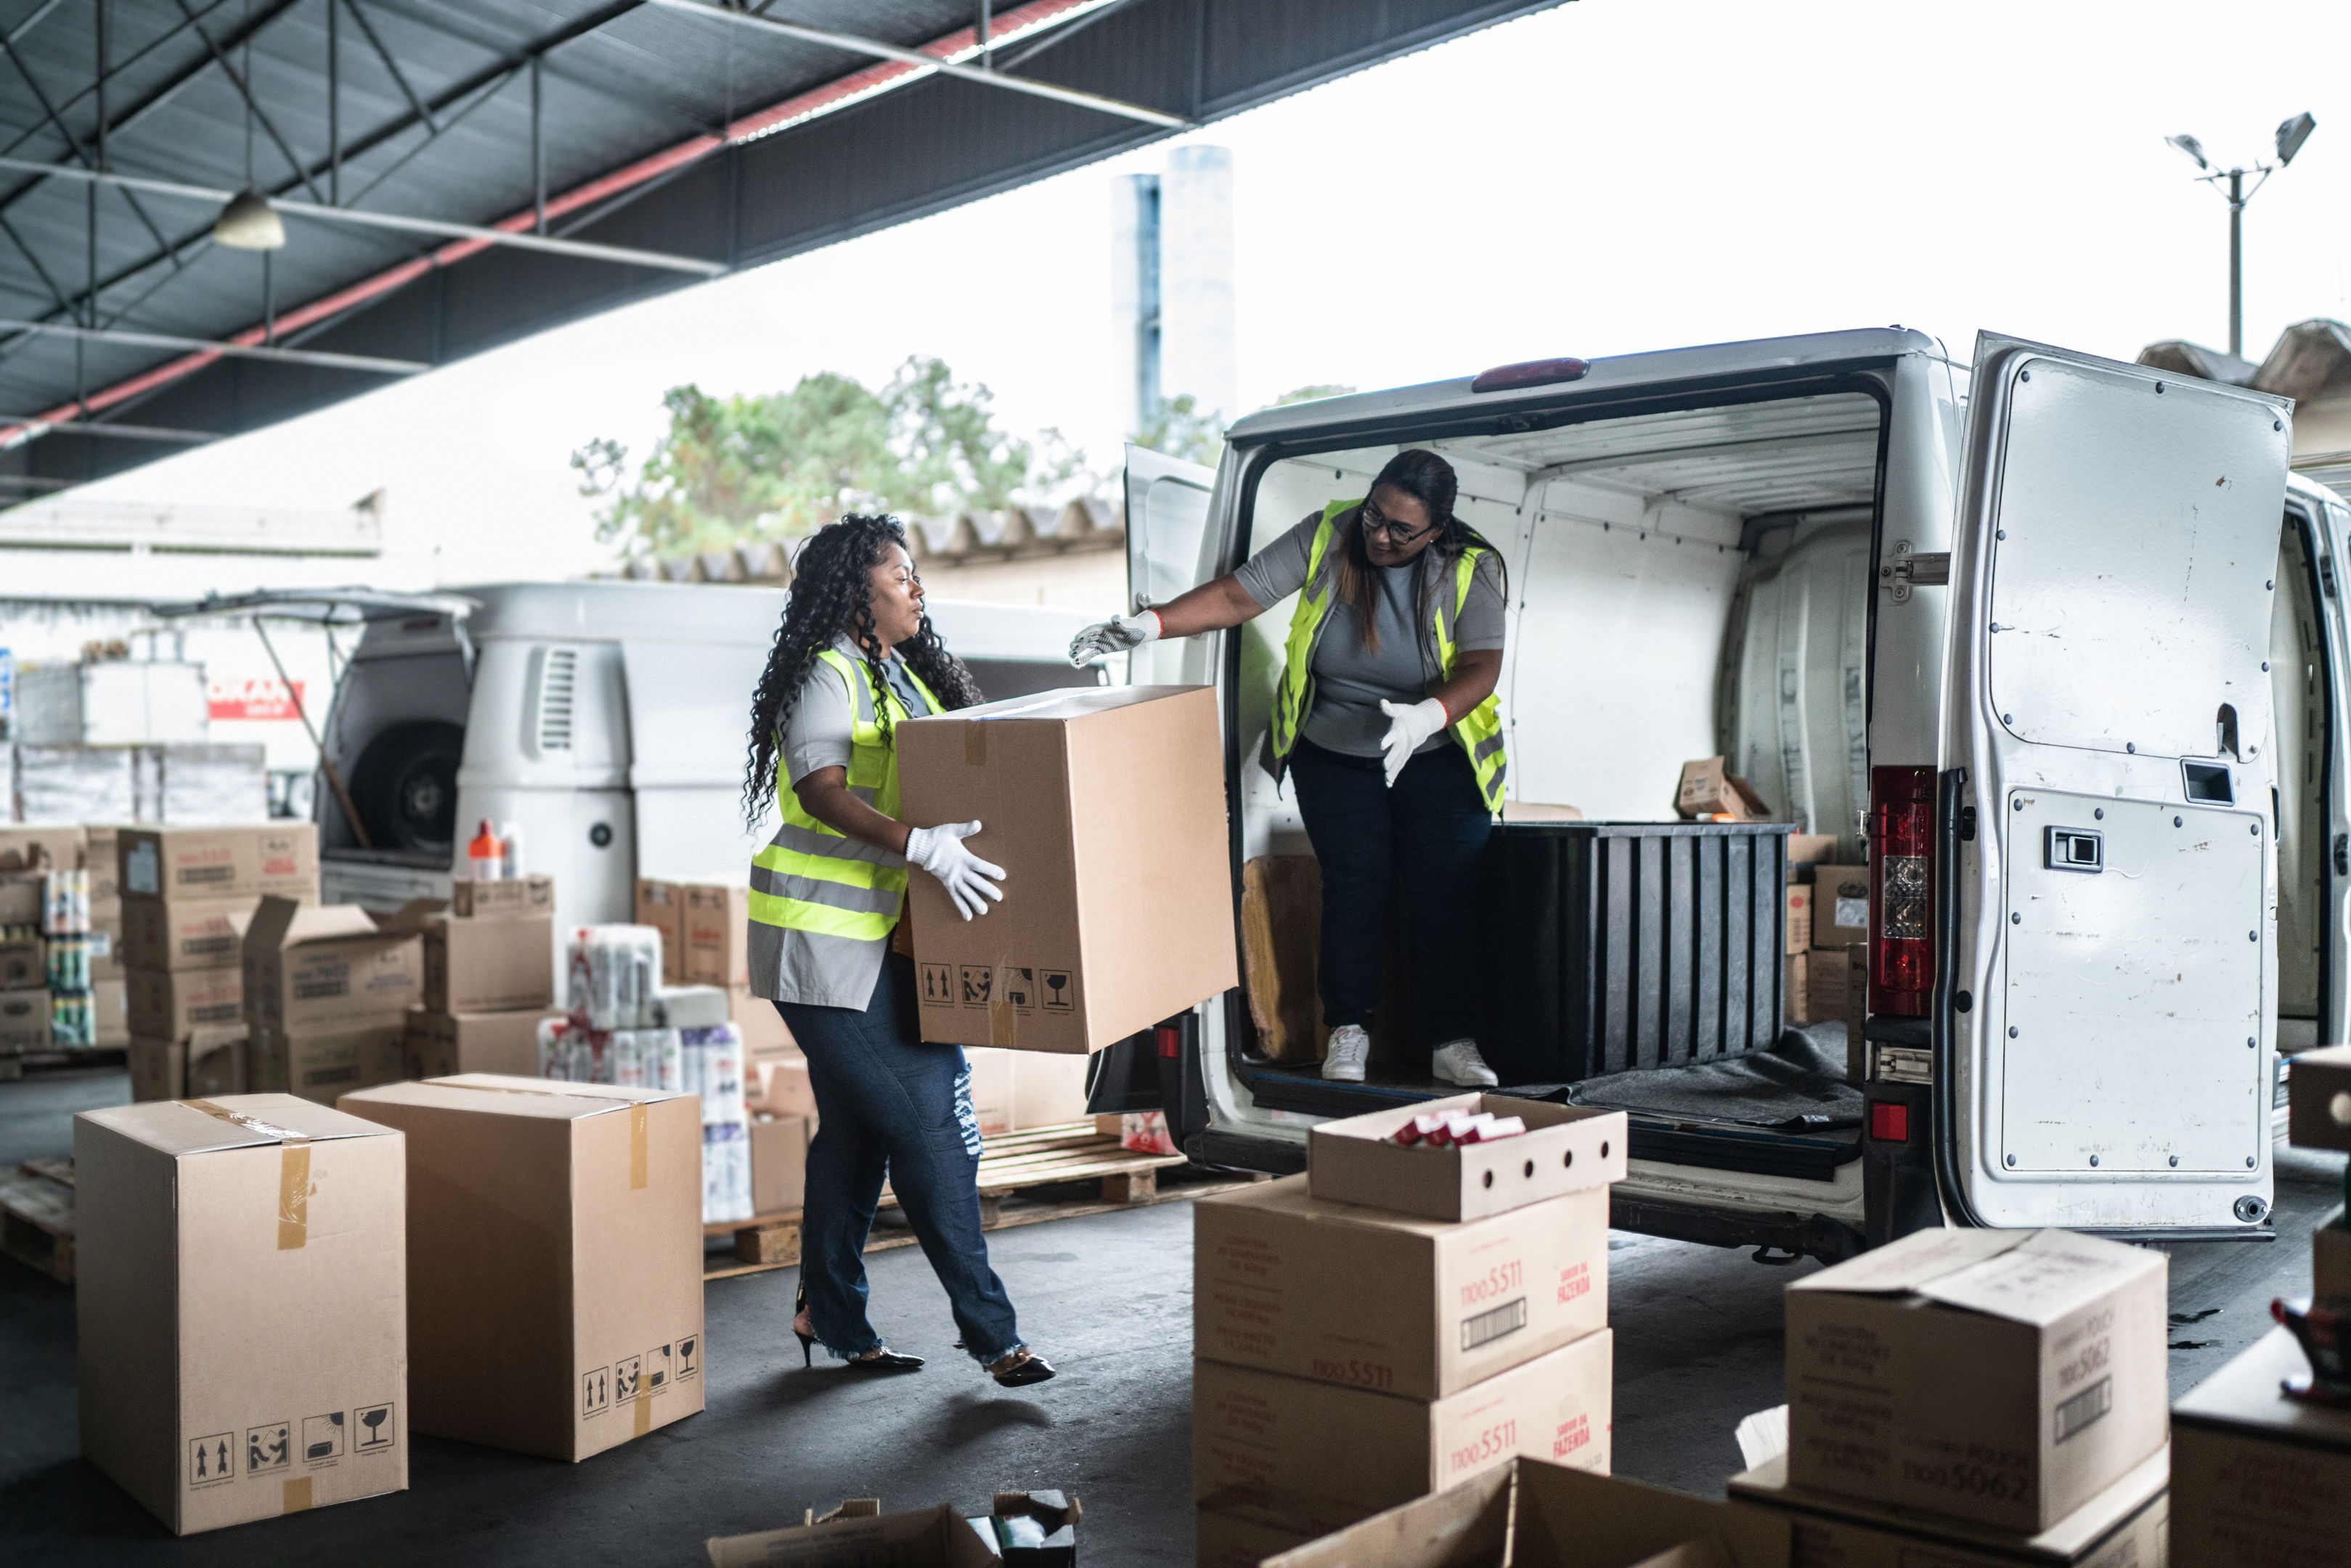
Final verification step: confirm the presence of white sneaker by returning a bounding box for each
[1321,1024,1370,1082]
[1431,1040,1499,1088]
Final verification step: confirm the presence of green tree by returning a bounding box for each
[574,357,1083,559]
[1130,393,1225,467]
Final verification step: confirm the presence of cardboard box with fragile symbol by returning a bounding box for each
[73,1095,407,1535]
[898,685,1236,1055]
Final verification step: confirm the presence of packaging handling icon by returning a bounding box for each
[302,1410,345,1463]
[1003,968,1034,1011]
[645,1342,672,1392]
[1040,971,1072,1012]
[919,963,952,1005]
[677,1334,700,1383]
[959,966,993,1007]
[354,1402,395,1453]
[246,1421,290,1474]
[614,1355,642,1402]
[188,1432,233,1488]
[582,1365,611,1419]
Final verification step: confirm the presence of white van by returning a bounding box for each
[1125,328,2346,1257]
[176,581,1095,939]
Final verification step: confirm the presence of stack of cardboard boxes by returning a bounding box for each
[121,824,319,1100]
[635,876,792,1063]
[1788,845,1870,1034]
[1730,1226,2173,1566]
[243,896,422,1103]
[2167,1043,2351,1564]
[1191,1094,1629,1566]
[403,876,561,1079]
[0,825,127,1056]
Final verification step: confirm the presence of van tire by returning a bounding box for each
[349,720,465,854]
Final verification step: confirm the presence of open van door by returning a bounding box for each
[1123,442,1220,687]
[1936,334,2294,1236]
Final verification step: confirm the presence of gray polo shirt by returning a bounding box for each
[782,637,937,785]
[1234,512,1507,758]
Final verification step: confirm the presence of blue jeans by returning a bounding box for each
[1289,737,1492,1046]
[775,954,1024,1365]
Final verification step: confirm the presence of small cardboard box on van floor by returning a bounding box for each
[1785,1228,2167,1533]
[1258,1456,1787,1568]
[1194,1177,1609,1400]
[1306,1095,1626,1222]
[338,1075,704,1462]
[1192,1330,1613,1521]
[74,1095,407,1535]
[897,685,1236,1055]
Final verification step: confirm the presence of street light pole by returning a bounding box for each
[2166,114,2318,362]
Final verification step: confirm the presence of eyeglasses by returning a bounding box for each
[1360,499,1434,545]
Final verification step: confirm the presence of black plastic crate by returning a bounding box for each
[1478,821,1793,1083]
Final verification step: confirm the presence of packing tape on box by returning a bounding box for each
[634,1391,652,1437]
[991,995,1016,1050]
[283,1477,313,1514]
[965,723,987,766]
[183,1098,311,1250]
[631,1102,648,1190]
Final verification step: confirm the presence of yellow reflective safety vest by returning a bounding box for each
[748,648,942,949]
[1266,498,1507,811]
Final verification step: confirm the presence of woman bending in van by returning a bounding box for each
[743,514,1054,1387]
[1070,449,1508,1087]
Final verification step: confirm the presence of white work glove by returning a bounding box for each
[905,820,1006,921]
[1377,698,1450,788]
[1068,610,1162,666]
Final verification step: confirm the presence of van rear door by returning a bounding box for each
[1939,333,2294,1235]
[1123,442,1221,686]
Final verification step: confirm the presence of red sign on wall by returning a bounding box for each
[207,678,306,722]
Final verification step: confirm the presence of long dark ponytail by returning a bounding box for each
[742,514,982,827]
[1331,449,1506,658]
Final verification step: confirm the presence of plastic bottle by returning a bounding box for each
[499,820,524,881]
[468,820,503,881]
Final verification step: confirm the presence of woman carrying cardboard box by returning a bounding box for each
[1072,449,1508,1089]
[742,515,1056,1388]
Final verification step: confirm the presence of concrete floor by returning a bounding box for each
[1,1069,2342,1567]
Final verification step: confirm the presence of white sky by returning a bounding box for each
[54,0,2351,584]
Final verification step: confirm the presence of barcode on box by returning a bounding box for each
[2054,1375,2111,1444]
[1461,1297,1528,1352]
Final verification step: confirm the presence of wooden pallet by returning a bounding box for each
[703,1122,1203,1282]
[0,1158,74,1283]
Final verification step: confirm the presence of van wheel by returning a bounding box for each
[349,720,465,854]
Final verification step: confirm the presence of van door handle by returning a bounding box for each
[1881,550,1950,603]
[2336,833,2347,876]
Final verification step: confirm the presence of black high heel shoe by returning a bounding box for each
[988,1349,1056,1387]
[795,1282,924,1371]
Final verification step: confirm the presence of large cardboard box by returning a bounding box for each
[120,823,317,904]
[403,1008,556,1080]
[450,875,553,921]
[965,1046,1015,1137]
[420,912,555,1014]
[1196,1177,1608,1400]
[746,1057,815,1120]
[2289,1042,2351,1151]
[1810,866,1872,948]
[128,965,244,1038]
[635,878,684,984]
[729,984,796,1058]
[336,1076,703,1462]
[1783,885,1812,956]
[683,882,751,989]
[1793,947,1865,1027]
[1196,1489,1378,1568]
[2172,1326,2351,1567]
[129,1037,183,1101]
[749,1114,811,1214]
[243,898,422,1037]
[0,822,86,871]
[898,685,1236,1055]
[1785,1228,2167,1533]
[123,895,258,971]
[963,1047,1092,1137]
[86,823,123,908]
[92,974,129,1048]
[1308,1095,1627,1222]
[1192,1329,1613,1519]
[0,866,41,926]
[1729,1447,2167,1568]
[1260,1456,1785,1568]
[252,1023,408,1105]
[74,1095,407,1534]
[0,985,48,1049]
[0,933,40,990]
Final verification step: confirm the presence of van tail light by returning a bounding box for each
[1870,766,1936,1018]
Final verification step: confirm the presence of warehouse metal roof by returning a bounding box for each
[0,0,1562,508]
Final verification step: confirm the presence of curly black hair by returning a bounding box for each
[742,514,983,827]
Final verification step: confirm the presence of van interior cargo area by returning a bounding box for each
[1229,388,1887,1181]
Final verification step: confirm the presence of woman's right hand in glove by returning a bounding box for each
[905,820,1006,921]
[1068,609,1162,666]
